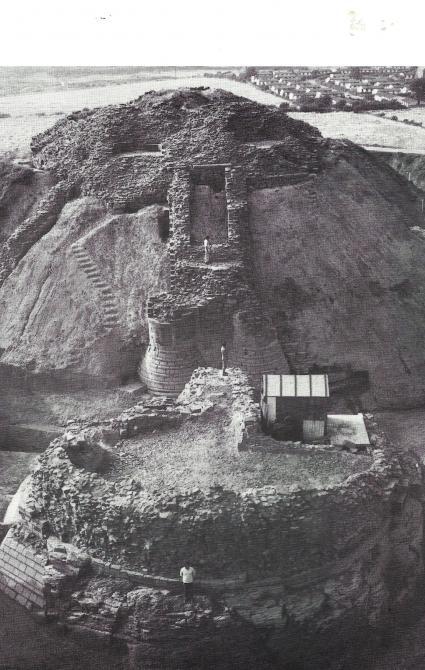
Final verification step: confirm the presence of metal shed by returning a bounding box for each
[261,374,330,442]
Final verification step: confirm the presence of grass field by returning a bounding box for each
[377,107,425,124]
[289,110,425,151]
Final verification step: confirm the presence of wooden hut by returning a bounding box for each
[261,374,330,442]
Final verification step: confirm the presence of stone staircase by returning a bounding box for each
[70,242,120,334]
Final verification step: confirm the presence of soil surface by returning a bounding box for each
[106,410,371,494]
[1,388,133,426]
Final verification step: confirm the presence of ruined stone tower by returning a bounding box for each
[139,164,288,395]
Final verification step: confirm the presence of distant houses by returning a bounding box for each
[250,66,416,110]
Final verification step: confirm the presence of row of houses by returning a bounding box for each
[251,67,418,109]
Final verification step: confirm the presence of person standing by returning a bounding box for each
[203,235,211,264]
[221,342,228,376]
[180,563,196,602]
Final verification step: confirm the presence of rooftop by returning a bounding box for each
[262,374,329,398]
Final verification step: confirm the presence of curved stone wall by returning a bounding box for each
[20,404,424,639]
[140,304,288,395]
[139,315,204,395]
[9,369,425,667]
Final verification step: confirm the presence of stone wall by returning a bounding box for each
[5,368,425,667]
[29,89,323,213]
[139,162,288,395]
[190,185,227,243]
[13,435,425,664]
[20,383,424,604]
[0,528,46,611]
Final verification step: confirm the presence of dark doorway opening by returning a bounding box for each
[158,209,170,241]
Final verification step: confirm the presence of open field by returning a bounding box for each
[0,66,240,97]
[289,110,425,152]
[377,107,425,125]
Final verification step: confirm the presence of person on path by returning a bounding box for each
[180,563,196,602]
[221,342,228,376]
[203,235,211,264]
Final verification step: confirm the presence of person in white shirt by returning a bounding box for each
[220,342,228,376]
[203,235,211,264]
[180,563,196,602]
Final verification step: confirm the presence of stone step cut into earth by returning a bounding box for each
[69,241,120,334]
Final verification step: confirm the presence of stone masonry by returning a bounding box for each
[139,164,289,395]
[0,528,46,611]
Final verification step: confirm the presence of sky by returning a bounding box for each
[1,0,424,66]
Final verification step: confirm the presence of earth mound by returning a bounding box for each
[0,87,424,407]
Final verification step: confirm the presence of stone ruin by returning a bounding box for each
[139,164,289,396]
[2,88,425,668]
[0,367,424,669]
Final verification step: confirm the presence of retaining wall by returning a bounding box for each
[23,423,422,581]
[0,528,46,611]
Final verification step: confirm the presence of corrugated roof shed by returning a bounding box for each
[262,374,329,398]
